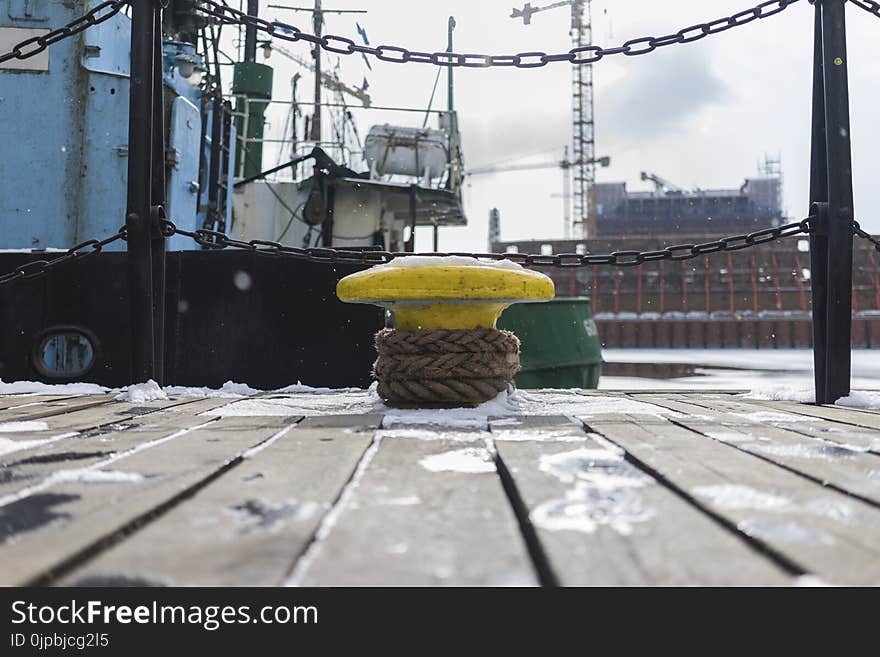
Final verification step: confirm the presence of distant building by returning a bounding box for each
[594,177,784,237]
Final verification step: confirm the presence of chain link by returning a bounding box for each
[853,221,880,252]
[0,1,127,66]
[155,217,815,268]
[850,0,880,18]
[196,0,802,69]
[0,228,127,287]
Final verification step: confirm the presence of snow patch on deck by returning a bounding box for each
[380,389,520,429]
[745,387,880,410]
[491,427,587,442]
[164,381,262,398]
[740,520,835,546]
[514,390,682,418]
[378,255,541,274]
[836,391,880,409]
[692,484,793,511]
[751,442,862,460]
[0,437,51,457]
[115,380,168,403]
[0,432,79,457]
[0,420,49,433]
[731,411,823,424]
[204,391,375,417]
[531,445,654,536]
[50,469,145,484]
[705,431,768,444]
[0,379,108,395]
[744,387,816,403]
[377,428,488,442]
[419,447,496,474]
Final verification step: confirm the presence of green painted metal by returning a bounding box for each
[233,62,274,179]
[498,297,603,389]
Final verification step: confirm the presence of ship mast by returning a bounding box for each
[244,0,260,62]
[269,2,367,144]
[312,0,322,141]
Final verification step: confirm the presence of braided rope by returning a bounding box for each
[374,328,521,406]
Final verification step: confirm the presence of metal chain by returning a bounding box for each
[0,1,128,66]
[197,0,801,69]
[850,0,880,18]
[13,216,880,288]
[853,221,880,252]
[161,217,814,268]
[0,228,127,287]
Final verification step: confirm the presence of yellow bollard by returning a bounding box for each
[337,257,555,406]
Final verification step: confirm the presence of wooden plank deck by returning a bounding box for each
[1,390,878,586]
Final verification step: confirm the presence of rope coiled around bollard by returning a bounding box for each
[373,328,521,406]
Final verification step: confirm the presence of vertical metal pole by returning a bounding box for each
[407,185,417,252]
[125,0,156,382]
[151,6,167,385]
[821,0,855,402]
[244,0,259,62]
[311,0,323,141]
[447,17,455,112]
[808,0,829,403]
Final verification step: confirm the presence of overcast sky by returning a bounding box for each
[251,0,879,251]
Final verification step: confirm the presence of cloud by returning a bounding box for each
[600,49,730,143]
[459,111,570,169]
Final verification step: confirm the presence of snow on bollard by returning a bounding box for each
[336,256,554,407]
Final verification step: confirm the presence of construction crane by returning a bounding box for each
[263,42,372,108]
[466,149,609,235]
[511,0,597,239]
[640,171,684,195]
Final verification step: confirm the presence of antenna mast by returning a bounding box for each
[269,2,367,143]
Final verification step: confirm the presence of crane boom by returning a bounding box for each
[466,160,567,176]
[269,43,372,107]
[640,171,683,193]
[510,0,570,24]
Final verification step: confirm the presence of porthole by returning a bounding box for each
[31,326,99,380]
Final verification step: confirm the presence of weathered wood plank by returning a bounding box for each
[0,398,236,499]
[0,395,84,412]
[0,415,296,586]
[492,423,792,586]
[59,416,379,586]
[586,417,880,584]
[292,430,537,586]
[0,397,206,438]
[652,394,880,455]
[0,396,116,423]
[637,396,880,506]
[685,394,880,432]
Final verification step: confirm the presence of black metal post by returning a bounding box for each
[407,185,417,252]
[125,0,157,382]
[150,6,167,386]
[821,0,855,402]
[808,0,829,403]
[244,0,259,62]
